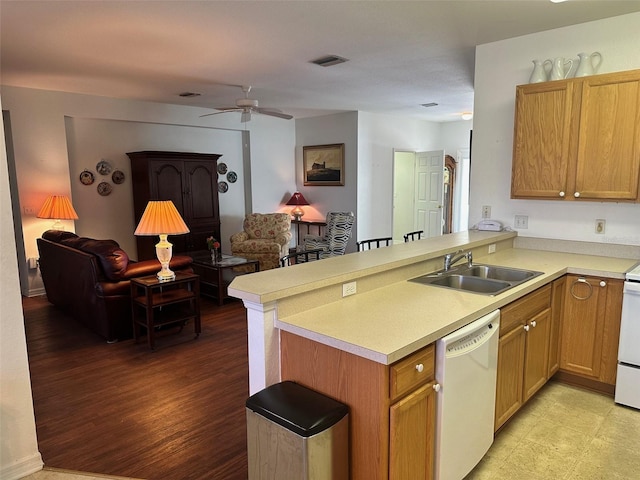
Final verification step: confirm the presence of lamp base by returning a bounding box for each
[156,235,175,282]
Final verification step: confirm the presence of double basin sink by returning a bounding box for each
[410,264,543,295]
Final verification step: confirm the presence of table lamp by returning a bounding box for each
[37,195,79,230]
[286,192,310,221]
[134,200,190,281]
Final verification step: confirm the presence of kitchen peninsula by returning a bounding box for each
[229,230,638,479]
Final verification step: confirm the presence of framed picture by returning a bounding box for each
[303,143,345,186]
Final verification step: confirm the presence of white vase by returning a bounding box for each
[575,52,602,77]
[529,59,548,83]
[548,57,574,81]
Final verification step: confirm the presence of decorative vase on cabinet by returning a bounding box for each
[575,52,602,77]
[529,59,548,83]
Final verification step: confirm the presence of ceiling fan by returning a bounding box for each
[200,85,293,122]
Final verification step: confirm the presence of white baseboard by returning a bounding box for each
[0,452,43,480]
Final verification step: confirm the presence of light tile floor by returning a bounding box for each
[21,382,640,480]
[466,381,640,479]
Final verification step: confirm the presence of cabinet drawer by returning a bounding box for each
[390,344,435,401]
[501,284,552,334]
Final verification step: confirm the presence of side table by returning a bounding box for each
[189,252,260,306]
[130,272,201,350]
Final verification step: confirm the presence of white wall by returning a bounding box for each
[295,112,359,250]
[0,99,43,480]
[472,12,640,245]
[1,86,296,291]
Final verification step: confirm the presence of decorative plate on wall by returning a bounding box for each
[112,170,125,184]
[79,170,95,185]
[218,181,229,193]
[227,171,237,183]
[97,182,113,196]
[96,160,112,175]
[217,162,228,175]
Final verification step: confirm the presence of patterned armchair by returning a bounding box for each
[230,213,292,270]
[304,211,355,259]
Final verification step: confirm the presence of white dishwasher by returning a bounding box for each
[435,310,500,480]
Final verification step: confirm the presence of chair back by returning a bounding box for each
[243,213,291,239]
[403,230,424,242]
[280,248,324,267]
[357,237,393,251]
[324,212,355,256]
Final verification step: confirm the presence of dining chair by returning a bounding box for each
[279,248,324,267]
[357,237,393,251]
[403,230,424,242]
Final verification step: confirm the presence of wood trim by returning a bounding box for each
[552,371,615,397]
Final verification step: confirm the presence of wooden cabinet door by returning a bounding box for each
[548,277,566,377]
[389,382,435,480]
[560,275,606,379]
[494,324,526,431]
[183,160,220,252]
[511,81,575,199]
[575,71,640,200]
[523,309,551,401]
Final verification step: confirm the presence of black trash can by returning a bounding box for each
[246,381,349,480]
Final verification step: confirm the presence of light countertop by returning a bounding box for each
[228,231,637,366]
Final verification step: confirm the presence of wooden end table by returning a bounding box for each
[130,272,201,350]
[189,252,260,306]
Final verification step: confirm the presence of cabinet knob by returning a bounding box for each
[574,192,581,198]
[559,191,565,197]
[531,320,537,328]
[524,325,530,332]
[433,383,441,392]
[415,364,424,373]
[600,281,607,287]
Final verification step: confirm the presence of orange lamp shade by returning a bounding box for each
[37,195,79,220]
[134,201,189,236]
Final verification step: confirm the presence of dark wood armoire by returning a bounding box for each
[128,151,222,261]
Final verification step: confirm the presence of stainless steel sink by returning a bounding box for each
[460,265,540,283]
[410,264,543,295]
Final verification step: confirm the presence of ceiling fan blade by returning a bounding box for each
[200,111,230,118]
[256,108,293,120]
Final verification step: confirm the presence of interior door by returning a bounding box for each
[415,150,444,237]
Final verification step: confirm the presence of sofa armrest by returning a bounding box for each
[275,231,293,246]
[230,231,250,244]
[122,255,193,279]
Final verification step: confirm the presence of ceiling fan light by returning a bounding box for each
[241,110,251,123]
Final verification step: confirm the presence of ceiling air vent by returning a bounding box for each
[421,102,438,108]
[311,55,349,67]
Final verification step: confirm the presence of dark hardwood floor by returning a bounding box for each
[23,294,249,480]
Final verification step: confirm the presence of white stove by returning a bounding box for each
[626,262,640,282]
[615,262,640,409]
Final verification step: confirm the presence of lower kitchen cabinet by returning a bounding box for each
[560,275,623,385]
[548,277,566,377]
[389,381,436,480]
[280,330,436,480]
[495,284,553,431]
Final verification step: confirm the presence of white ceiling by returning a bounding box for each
[2,0,640,122]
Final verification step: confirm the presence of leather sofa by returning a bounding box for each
[37,230,193,342]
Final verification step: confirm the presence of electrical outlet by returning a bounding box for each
[342,281,357,297]
[514,215,528,229]
[595,219,606,234]
[481,205,491,219]
[24,207,35,215]
[488,244,496,254]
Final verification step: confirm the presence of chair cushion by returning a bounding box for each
[232,239,284,254]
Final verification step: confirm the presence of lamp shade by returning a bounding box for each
[134,200,190,236]
[37,195,79,220]
[286,192,310,206]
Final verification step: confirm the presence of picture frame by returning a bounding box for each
[303,143,345,186]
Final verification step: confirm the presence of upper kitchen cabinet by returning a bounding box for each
[511,69,640,201]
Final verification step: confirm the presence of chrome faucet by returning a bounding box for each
[444,250,473,271]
